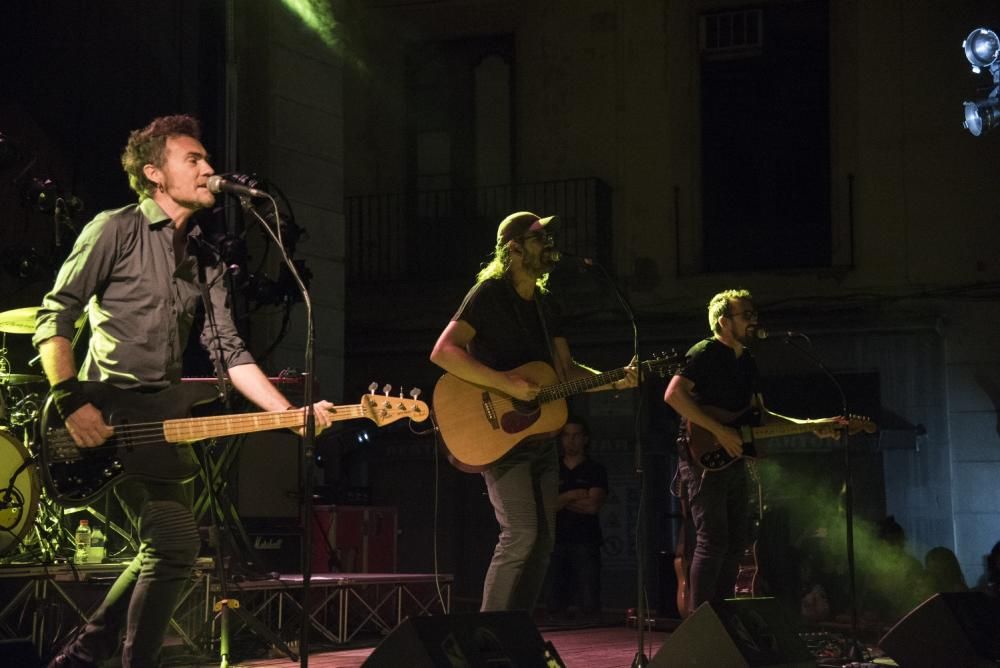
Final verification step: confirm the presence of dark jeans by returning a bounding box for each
[678,457,750,611]
[59,480,200,667]
[480,439,558,612]
[547,542,602,614]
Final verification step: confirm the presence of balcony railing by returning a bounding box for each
[346,178,612,282]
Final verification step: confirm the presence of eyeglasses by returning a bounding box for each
[729,310,758,321]
[521,232,554,246]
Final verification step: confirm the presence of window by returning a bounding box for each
[700,1,830,272]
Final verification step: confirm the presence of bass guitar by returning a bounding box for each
[40,381,428,506]
[433,353,682,472]
[687,405,876,471]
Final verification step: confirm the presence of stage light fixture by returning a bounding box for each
[963,98,1000,136]
[964,28,999,73]
[962,28,1000,136]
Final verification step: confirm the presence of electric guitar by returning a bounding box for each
[40,381,428,506]
[687,405,877,471]
[432,353,682,472]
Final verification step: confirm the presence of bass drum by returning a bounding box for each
[0,427,39,556]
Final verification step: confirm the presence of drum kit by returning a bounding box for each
[0,306,70,561]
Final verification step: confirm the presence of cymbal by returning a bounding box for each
[0,306,87,334]
[0,307,40,334]
[0,373,45,385]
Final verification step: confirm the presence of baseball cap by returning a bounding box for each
[496,211,559,244]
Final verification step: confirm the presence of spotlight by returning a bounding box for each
[964,28,1000,73]
[961,27,1000,136]
[963,98,1000,136]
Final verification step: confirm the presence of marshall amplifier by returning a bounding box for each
[243,521,302,573]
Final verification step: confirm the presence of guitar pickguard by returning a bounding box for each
[499,400,542,434]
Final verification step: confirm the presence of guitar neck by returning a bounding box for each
[161,404,366,443]
[749,419,837,441]
[537,367,628,403]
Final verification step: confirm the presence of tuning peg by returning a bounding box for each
[409,387,422,400]
[368,382,378,394]
[382,384,392,397]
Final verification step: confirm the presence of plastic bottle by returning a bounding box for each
[74,519,92,565]
[89,527,106,564]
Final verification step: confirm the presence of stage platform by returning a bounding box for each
[0,560,451,659]
[201,572,452,647]
[235,621,902,668]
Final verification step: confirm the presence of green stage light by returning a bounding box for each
[281,0,338,48]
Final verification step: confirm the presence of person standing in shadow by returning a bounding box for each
[547,416,608,624]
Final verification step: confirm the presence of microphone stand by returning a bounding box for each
[577,258,648,667]
[242,195,317,668]
[782,337,864,660]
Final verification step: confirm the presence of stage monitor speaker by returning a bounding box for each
[878,591,1000,668]
[650,598,814,668]
[362,611,555,668]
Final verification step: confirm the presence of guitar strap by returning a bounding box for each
[191,236,232,408]
[534,290,565,382]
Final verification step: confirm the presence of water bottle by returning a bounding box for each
[89,527,106,564]
[74,519,92,565]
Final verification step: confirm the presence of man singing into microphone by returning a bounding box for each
[430,211,636,613]
[664,288,840,615]
[36,114,334,667]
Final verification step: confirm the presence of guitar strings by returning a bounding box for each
[534,357,680,401]
[43,403,412,454]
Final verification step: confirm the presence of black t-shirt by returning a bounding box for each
[678,337,760,413]
[453,277,563,370]
[556,458,608,545]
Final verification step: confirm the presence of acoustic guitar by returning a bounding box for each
[432,353,682,472]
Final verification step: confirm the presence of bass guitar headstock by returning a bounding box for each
[361,383,429,426]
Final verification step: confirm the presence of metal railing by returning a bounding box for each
[346,178,612,282]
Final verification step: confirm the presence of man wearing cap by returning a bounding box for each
[430,211,637,613]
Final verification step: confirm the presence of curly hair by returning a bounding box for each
[707,288,753,334]
[120,114,202,200]
[475,239,550,289]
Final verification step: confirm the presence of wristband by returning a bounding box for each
[51,377,88,421]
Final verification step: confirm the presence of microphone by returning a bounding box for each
[547,249,594,269]
[206,174,268,198]
[750,327,811,343]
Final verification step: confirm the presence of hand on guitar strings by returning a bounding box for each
[65,403,115,448]
[287,399,336,436]
[501,372,540,401]
[713,425,745,458]
[812,415,849,440]
[617,355,639,390]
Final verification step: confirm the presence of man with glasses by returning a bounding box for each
[430,211,636,613]
[664,288,838,614]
